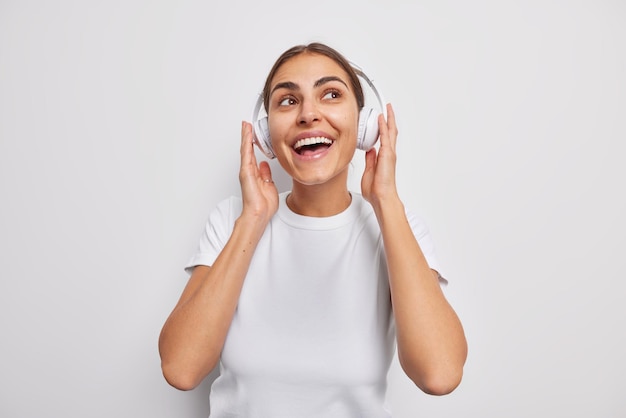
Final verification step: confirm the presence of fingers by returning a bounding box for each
[385,103,395,120]
[364,147,377,172]
[259,161,274,185]
[241,121,275,184]
[360,148,375,200]
[378,103,397,152]
[240,121,254,161]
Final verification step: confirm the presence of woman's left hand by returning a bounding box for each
[361,103,400,209]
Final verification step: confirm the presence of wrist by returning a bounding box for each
[234,212,270,240]
[371,194,405,227]
[370,192,403,216]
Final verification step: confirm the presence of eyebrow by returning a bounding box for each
[270,81,299,96]
[314,76,348,89]
[270,76,349,97]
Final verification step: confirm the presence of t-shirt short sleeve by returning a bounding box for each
[184,196,241,275]
[406,209,448,286]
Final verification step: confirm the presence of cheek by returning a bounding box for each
[267,115,296,161]
[328,110,359,133]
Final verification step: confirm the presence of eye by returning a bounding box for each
[322,89,341,100]
[278,96,297,106]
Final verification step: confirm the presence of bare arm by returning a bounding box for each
[362,105,467,395]
[375,198,467,395]
[158,122,278,390]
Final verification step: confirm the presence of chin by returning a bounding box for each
[290,167,349,187]
[277,149,353,187]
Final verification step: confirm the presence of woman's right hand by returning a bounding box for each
[239,121,279,225]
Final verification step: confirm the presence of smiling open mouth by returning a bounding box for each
[293,137,334,155]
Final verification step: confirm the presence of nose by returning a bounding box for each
[298,100,320,125]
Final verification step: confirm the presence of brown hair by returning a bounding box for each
[262,42,365,112]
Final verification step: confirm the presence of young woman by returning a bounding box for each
[159,42,467,417]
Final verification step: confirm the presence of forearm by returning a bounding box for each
[158,215,266,390]
[374,197,467,395]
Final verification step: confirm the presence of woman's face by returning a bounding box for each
[267,53,360,187]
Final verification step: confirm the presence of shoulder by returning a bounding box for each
[351,193,430,235]
[201,195,243,234]
[211,195,242,219]
[404,208,431,240]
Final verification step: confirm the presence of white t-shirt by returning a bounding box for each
[186,192,444,418]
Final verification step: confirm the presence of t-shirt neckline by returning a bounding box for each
[276,191,362,230]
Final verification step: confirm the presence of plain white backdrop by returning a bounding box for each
[1,1,624,417]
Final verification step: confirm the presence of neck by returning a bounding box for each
[287,174,352,217]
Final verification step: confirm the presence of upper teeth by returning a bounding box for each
[294,137,333,150]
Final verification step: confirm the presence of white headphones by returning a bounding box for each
[251,63,387,159]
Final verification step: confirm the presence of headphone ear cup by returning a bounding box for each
[357,107,380,151]
[253,116,276,159]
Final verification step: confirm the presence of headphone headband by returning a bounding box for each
[350,62,387,120]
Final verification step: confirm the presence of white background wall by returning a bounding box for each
[1,1,624,417]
